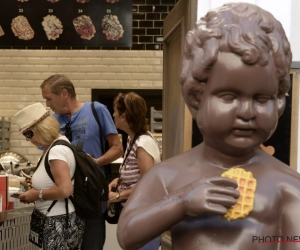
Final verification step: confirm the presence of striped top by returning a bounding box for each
[118,132,161,194]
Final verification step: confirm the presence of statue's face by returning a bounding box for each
[196,52,281,155]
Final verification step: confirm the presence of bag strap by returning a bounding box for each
[91,102,106,155]
[43,139,71,225]
[121,132,147,167]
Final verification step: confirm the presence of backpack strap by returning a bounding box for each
[76,141,84,152]
[91,102,106,155]
[35,154,57,214]
[91,102,111,178]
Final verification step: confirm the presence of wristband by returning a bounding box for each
[39,189,44,201]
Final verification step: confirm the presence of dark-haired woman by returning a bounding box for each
[108,92,161,250]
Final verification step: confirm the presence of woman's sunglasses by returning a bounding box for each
[22,130,34,139]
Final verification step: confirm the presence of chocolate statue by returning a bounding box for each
[117,3,298,250]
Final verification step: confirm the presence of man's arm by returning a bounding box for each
[95,133,123,166]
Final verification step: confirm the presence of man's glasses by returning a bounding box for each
[23,130,34,139]
[64,122,72,141]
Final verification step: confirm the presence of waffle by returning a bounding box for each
[221,168,256,220]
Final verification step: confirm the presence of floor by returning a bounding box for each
[104,223,122,250]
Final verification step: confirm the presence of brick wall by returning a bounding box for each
[0,49,163,163]
[131,0,178,50]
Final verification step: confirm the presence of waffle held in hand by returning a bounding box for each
[221,168,257,221]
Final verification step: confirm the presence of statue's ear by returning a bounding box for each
[181,84,204,119]
[277,95,286,117]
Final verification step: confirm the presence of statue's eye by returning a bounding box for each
[256,96,271,104]
[220,94,235,101]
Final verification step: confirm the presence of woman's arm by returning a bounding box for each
[95,133,123,166]
[109,188,133,204]
[109,146,156,204]
[136,147,155,176]
[19,159,73,203]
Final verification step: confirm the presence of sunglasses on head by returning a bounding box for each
[23,130,34,139]
[118,94,126,112]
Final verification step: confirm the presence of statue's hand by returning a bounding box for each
[183,176,239,216]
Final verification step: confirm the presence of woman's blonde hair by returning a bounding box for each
[33,116,60,145]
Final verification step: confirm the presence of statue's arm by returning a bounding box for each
[117,168,239,249]
[280,182,300,250]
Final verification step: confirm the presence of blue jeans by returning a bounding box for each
[139,236,160,250]
[81,214,105,250]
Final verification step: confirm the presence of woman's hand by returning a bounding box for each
[108,191,120,205]
[19,188,39,204]
[108,178,119,192]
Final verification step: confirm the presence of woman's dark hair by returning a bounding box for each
[114,92,149,133]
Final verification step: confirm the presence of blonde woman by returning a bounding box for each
[14,103,84,250]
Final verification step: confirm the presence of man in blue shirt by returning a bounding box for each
[40,74,123,250]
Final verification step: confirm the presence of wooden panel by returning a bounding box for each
[161,0,197,249]
[162,0,197,161]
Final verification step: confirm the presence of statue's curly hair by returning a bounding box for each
[180,3,292,111]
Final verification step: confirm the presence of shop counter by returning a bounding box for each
[0,205,39,250]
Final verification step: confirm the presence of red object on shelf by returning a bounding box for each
[0,176,8,211]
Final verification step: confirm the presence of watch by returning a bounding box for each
[39,189,44,201]
[116,192,120,200]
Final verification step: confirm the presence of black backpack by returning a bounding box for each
[44,139,108,219]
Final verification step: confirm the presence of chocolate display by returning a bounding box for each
[117,3,299,250]
[73,15,96,40]
[41,15,63,40]
[0,25,4,36]
[0,0,132,47]
[102,14,124,41]
[11,15,34,40]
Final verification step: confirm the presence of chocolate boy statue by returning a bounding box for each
[117,3,299,250]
